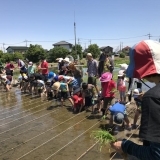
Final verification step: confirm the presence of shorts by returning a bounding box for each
[6,80,11,85]
[88,77,97,86]
[59,91,71,100]
[119,91,126,97]
[85,97,93,106]
[103,97,115,109]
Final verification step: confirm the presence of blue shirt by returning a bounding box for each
[60,83,68,92]
[109,102,126,115]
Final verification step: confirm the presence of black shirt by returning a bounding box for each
[139,83,160,143]
[34,73,44,81]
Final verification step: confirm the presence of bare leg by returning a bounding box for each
[133,110,140,125]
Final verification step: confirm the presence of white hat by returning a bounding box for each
[29,61,33,65]
[119,63,128,70]
[64,57,70,63]
[58,58,63,62]
[87,53,92,57]
[133,88,142,96]
[118,70,125,77]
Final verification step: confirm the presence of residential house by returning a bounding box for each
[122,46,131,54]
[6,46,28,54]
[100,46,113,54]
[53,41,73,51]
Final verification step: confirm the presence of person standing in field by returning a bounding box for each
[40,57,49,82]
[86,53,99,94]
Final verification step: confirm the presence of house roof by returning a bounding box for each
[53,41,73,46]
[122,46,131,50]
[6,46,28,50]
[100,46,113,50]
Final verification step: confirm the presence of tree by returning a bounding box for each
[71,44,83,60]
[87,44,100,58]
[48,46,69,62]
[2,53,14,62]
[13,52,24,61]
[24,44,46,63]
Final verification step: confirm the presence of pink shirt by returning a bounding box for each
[101,80,116,98]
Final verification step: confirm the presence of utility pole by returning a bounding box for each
[120,42,121,51]
[148,33,151,39]
[121,42,123,50]
[74,11,77,59]
[78,38,80,45]
[3,43,5,53]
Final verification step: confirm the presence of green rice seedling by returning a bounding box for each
[91,130,116,151]
[91,129,128,160]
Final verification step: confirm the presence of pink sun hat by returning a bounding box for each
[99,72,112,82]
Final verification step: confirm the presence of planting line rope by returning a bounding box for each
[0,101,52,135]
[44,122,100,160]
[0,109,71,143]
[0,111,88,157]
[76,106,137,160]
[0,99,50,120]
[110,124,140,160]
[0,101,52,127]
[17,116,99,160]
[0,94,38,114]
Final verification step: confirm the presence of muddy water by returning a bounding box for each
[0,88,140,160]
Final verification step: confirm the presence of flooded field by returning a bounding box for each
[0,87,141,160]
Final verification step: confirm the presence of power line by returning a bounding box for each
[79,34,148,41]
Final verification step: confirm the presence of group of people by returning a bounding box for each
[0,39,160,159]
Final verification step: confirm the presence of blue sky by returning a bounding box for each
[1,0,160,51]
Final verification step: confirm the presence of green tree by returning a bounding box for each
[2,53,14,62]
[48,46,69,62]
[13,52,24,61]
[71,44,83,60]
[87,44,100,58]
[24,44,46,63]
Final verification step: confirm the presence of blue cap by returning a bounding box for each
[48,72,55,79]
[54,75,58,81]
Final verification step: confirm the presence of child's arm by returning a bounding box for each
[67,77,73,84]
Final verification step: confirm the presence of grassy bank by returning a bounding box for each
[80,56,129,67]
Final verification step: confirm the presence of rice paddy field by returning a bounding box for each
[0,87,141,160]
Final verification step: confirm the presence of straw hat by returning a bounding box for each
[52,82,60,91]
[87,53,92,57]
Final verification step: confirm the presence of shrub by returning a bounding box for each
[119,52,125,58]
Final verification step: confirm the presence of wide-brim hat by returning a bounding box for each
[133,88,142,96]
[113,112,124,124]
[99,72,112,82]
[87,53,92,57]
[118,70,125,77]
[52,82,60,91]
[119,63,128,70]
[126,40,160,78]
[64,57,70,63]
